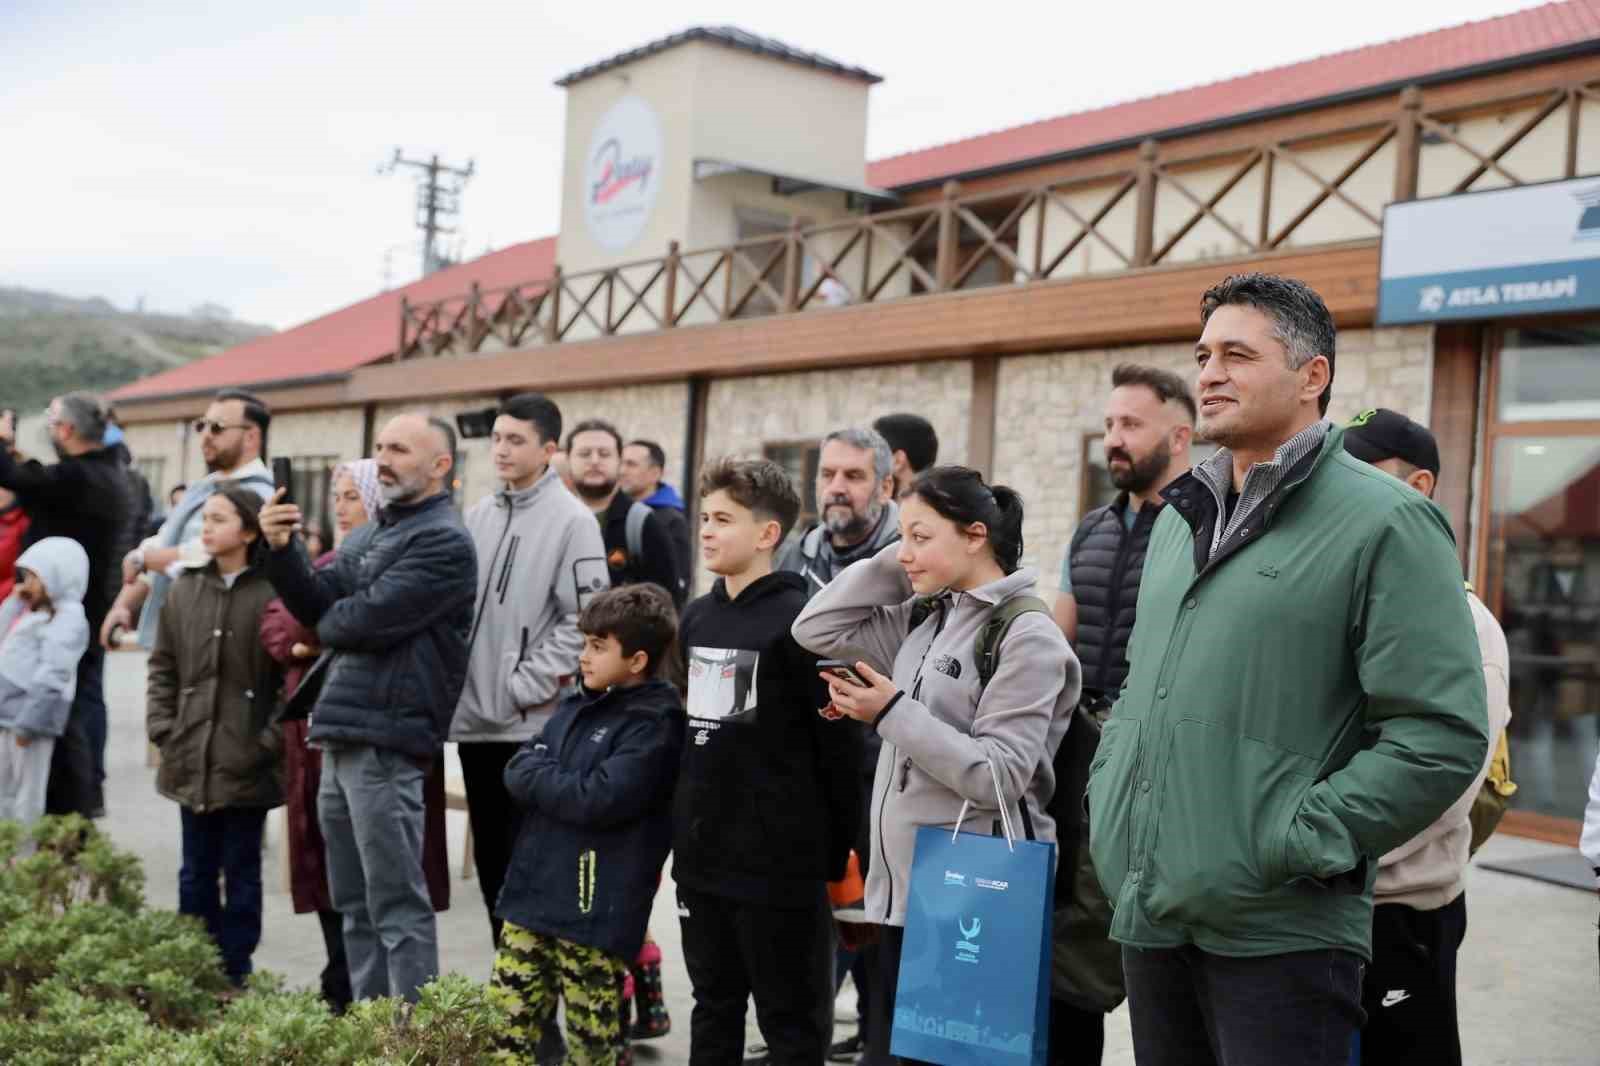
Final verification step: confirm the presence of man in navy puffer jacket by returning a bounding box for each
[262,413,476,1004]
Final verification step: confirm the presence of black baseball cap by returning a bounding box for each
[1342,408,1440,476]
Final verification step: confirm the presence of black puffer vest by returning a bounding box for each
[1068,497,1161,696]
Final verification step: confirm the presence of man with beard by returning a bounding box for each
[260,413,476,1004]
[776,427,899,597]
[101,388,275,652]
[567,419,687,608]
[0,392,130,817]
[1047,365,1193,1065]
[775,425,899,1065]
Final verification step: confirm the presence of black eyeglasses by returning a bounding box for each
[193,419,251,436]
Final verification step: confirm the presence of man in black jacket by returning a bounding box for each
[0,392,130,817]
[261,413,476,1004]
[568,419,688,607]
[1050,363,1193,1065]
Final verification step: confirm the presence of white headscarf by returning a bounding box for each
[335,458,383,525]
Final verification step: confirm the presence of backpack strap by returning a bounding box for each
[625,500,653,562]
[974,593,1050,690]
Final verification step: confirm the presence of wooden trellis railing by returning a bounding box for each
[399,73,1600,360]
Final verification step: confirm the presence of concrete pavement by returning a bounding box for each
[101,650,1597,1064]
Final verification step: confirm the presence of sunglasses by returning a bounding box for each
[193,419,252,436]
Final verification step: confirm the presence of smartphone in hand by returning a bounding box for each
[817,659,868,687]
[272,457,295,507]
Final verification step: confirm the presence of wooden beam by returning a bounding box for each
[341,242,1380,406]
[1429,323,1483,572]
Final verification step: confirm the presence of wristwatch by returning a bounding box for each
[126,547,146,574]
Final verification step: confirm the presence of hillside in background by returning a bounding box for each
[0,287,274,413]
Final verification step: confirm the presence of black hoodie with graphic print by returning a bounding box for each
[674,570,862,908]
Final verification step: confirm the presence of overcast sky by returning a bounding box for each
[3,0,1548,328]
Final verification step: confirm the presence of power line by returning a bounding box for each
[378,149,475,276]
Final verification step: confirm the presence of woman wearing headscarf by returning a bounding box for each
[259,458,452,1010]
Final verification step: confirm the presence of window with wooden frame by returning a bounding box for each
[763,440,821,528]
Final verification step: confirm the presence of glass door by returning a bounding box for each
[1482,324,1600,821]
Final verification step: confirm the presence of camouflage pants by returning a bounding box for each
[491,922,628,1065]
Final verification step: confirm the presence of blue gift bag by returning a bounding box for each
[891,765,1055,1066]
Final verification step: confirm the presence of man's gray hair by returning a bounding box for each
[56,392,108,444]
[821,427,893,483]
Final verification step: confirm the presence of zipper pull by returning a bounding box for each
[898,757,912,792]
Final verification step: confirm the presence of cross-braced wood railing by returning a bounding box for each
[400,72,1600,359]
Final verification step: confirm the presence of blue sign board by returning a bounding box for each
[1378,176,1600,325]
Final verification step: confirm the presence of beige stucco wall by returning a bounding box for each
[686,43,871,190]
[120,421,188,500]
[991,325,1434,600]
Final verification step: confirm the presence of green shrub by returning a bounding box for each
[0,817,514,1065]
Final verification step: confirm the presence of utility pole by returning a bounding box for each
[378,149,475,276]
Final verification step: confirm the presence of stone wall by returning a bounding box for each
[991,325,1434,599]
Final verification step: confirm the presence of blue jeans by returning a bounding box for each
[1122,944,1366,1066]
[318,743,438,1003]
[179,806,269,984]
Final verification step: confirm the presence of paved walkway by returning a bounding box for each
[101,651,1597,1064]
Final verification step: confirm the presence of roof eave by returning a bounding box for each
[881,37,1600,193]
[110,370,355,408]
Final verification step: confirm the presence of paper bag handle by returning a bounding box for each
[951,756,1016,852]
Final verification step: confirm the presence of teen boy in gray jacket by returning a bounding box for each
[450,393,610,945]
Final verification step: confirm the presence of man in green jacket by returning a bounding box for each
[1087,273,1488,1066]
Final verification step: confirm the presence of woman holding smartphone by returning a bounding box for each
[792,465,1079,1064]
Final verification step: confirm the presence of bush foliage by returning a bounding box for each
[0,817,512,1065]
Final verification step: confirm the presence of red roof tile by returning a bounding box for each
[866,0,1600,188]
[110,237,555,402]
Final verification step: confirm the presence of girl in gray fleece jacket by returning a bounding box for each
[792,466,1079,1062]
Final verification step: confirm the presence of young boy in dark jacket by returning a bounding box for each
[493,583,684,1066]
[676,458,862,1066]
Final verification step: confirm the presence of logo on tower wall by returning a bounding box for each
[583,96,663,252]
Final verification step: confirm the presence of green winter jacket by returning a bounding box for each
[1087,426,1488,961]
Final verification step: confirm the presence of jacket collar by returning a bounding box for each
[944,565,1039,609]
[1163,426,1345,576]
[496,466,561,511]
[379,490,452,526]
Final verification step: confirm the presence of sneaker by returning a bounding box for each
[828,1034,864,1062]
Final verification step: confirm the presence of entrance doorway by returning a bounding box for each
[1480,323,1600,826]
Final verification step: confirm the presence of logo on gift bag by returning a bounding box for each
[943,869,966,887]
[956,916,983,964]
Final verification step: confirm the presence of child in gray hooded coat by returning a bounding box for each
[0,537,91,828]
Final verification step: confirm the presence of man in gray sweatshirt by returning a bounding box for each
[449,393,609,946]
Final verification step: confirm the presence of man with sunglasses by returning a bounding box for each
[101,389,275,653]
[0,392,131,816]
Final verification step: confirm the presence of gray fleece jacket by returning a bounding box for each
[0,538,91,739]
[450,468,611,743]
[793,542,1080,926]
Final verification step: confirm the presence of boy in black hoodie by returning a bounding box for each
[493,583,685,1065]
[676,458,861,1066]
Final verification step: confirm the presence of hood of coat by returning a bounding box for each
[643,483,686,512]
[14,537,89,607]
[709,569,806,607]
